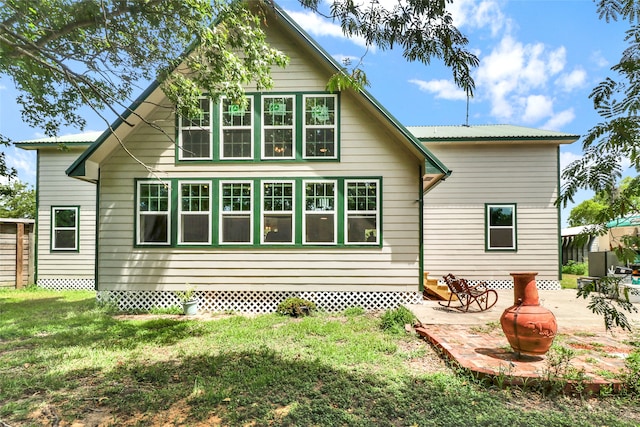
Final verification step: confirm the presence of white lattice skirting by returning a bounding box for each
[97,290,423,313]
[462,279,560,291]
[37,278,95,291]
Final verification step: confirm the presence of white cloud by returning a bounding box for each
[409,79,468,101]
[560,150,582,172]
[590,50,609,68]
[447,0,508,37]
[522,95,553,123]
[476,35,569,122]
[543,108,576,131]
[3,146,36,186]
[285,9,370,49]
[555,68,587,92]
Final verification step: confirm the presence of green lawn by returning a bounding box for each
[1,288,639,426]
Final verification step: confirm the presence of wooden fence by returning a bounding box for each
[0,218,35,288]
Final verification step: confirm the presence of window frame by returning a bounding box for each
[219,180,254,245]
[51,206,80,252]
[303,179,338,245]
[220,96,254,160]
[261,180,295,245]
[485,203,517,251]
[261,95,296,160]
[136,180,172,246]
[178,180,212,245]
[178,96,213,161]
[302,94,338,160]
[344,179,380,245]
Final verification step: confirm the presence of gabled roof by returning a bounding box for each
[407,124,579,145]
[15,131,103,149]
[65,2,450,184]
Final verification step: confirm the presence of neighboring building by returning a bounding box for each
[408,125,579,290]
[0,218,35,288]
[16,5,579,309]
[561,225,598,265]
[15,133,100,290]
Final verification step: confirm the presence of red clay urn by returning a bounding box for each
[500,272,557,357]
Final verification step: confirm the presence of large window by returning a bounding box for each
[220,181,253,244]
[221,97,253,159]
[178,97,212,160]
[179,182,211,244]
[304,180,336,244]
[262,96,295,159]
[51,207,79,251]
[486,204,516,251]
[303,95,337,159]
[137,181,171,245]
[134,177,380,247]
[345,180,379,244]
[262,181,294,244]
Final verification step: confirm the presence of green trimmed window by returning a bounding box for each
[220,181,253,244]
[51,206,79,251]
[262,96,295,159]
[262,181,295,244]
[345,180,379,244]
[304,180,337,244]
[221,97,253,159]
[179,182,211,244]
[486,203,516,251]
[303,95,337,159]
[178,97,212,160]
[134,177,380,247]
[137,181,171,245]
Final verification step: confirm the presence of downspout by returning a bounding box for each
[556,145,562,282]
[93,169,100,291]
[419,164,425,292]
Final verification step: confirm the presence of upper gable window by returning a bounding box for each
[262,96,295,159]
[221,96,253,160]
[485,203,517,251]
[178,97,212,160]
[303,95,337,159]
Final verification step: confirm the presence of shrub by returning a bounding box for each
[380,305,417,334]
[276,297,317,317]
[562,261,588,275]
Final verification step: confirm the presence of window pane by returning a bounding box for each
[222,216,251,242]
[140,214,168,243]
[55,230,76,249]
[347,214,377,243]
[182,214,209,243]
[183,98,211,127]
[222,183,251,211]
[55,209,76,227]
[222,130,252,158]
[305,130,335,157]
[305,182,334,211]
[305,214,334,243]
[305,96,335,125]
[490,207,513,226]
[263,97,293,126]
[181,130,210,158]
[490,228,513,248]
[264,214,293,243]
[264,129,293,157]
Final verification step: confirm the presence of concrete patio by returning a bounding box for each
[408,290,640,393]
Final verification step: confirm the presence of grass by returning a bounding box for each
[561,274,580,289]
[1,288,640,426]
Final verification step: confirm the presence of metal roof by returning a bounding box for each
[15,131,103,147]
[407,124,579,143]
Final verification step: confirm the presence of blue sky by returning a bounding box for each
[0,0,632,226]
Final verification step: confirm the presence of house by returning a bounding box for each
[16,5,579,310]
[54,3,450,312]
[408,125,578,290]
[15,132,101,290]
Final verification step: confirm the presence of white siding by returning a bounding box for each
[423,144,561,282]
[37,148,96,280]
[95,19,423,292]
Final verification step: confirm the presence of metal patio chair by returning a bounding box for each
[439,273,498,312]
